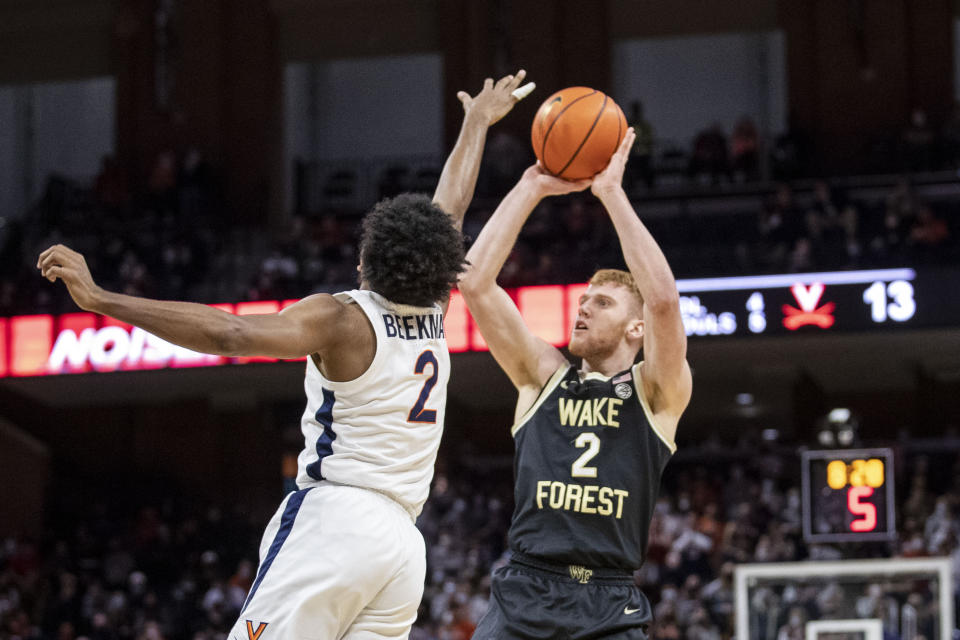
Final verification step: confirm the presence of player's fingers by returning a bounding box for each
[42,265,64,282]
[495,74,514,90]
[512,82,535,102]
[508,69,527,90]
[42,247,73,267]
[60,244,82,263]
[37,246,58,267]
[457,91,471,105]
[614,128,635,160]
[42,245,76,269]
[39,252,62,271]
[483,77,494,91]
[60,247,84,267]
[567,178,593,192]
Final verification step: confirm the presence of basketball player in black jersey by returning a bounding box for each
[459,128,692,639]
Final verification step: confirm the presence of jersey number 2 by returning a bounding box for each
[408,350,439,423]
[571,432,600,478]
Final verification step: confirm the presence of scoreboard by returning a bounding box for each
[678,267,960,337]
[801,448,896,543]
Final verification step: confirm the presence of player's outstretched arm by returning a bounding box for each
[592,130,692,433]
[432,70,535,228]
[37,244,342,359]
[459,166,589,394]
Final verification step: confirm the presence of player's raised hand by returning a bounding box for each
[520,163,592,198]
[37,244,102,311]
[591,127,636,199]
[457,69,536,126]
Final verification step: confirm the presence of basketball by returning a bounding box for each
[531,87,628,180]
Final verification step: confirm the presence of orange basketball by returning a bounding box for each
[531,87,628,180]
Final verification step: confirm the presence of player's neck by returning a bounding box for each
[580,347,637,379]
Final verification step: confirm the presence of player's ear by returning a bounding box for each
[626,318,644,341]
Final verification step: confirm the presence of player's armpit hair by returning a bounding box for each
[360,193,467,307]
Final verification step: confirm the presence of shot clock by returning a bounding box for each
[801,448,896,543]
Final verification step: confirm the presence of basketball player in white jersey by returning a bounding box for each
[38,71,535,640]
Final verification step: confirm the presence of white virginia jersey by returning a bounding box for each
[296,289,449,517]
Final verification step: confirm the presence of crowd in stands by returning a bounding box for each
[1,147,958,320]
[748,178,954,274]
[0,491,263,640]
[2,444,959,640]
[0,147,378,318]
[5,94,960,318]
[467,174,959,286]
[0,149,224,318]
[625,101,960,187]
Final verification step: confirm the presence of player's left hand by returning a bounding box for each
[591,127,635,199]
[37,244,102,311]
[521,163,592,198]
[457,69,535,126]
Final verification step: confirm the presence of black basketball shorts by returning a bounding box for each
[472,553,652,640]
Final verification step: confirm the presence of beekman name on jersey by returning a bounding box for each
[533,392,630,520]
[381,312,444,341]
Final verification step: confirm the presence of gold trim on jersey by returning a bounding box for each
[631,362,678,453]
[511,364,570,436]
[581,371,611,382]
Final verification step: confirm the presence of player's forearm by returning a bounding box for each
[599,187,679,310]
[91,289,245,355]
[460,183,540,288]
[433,111,490,229]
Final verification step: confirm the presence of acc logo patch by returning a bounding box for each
[614,383,633,399]
[246,621,269,640]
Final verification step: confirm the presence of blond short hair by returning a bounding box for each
[589,269,644,310]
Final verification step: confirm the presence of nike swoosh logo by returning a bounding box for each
[624,607,641,615]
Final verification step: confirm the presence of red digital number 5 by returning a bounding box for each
[848,486,877,532]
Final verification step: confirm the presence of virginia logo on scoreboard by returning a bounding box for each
[782,283,836,330]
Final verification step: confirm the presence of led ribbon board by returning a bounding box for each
[1,267,957,377]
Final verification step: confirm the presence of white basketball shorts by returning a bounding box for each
[227,482,426,640]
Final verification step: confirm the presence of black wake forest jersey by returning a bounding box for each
[508,362,676,571]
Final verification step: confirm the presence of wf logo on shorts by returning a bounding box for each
[568,565,593,584]
[245,621,268,640]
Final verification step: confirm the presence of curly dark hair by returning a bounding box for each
[359,193,467,307]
